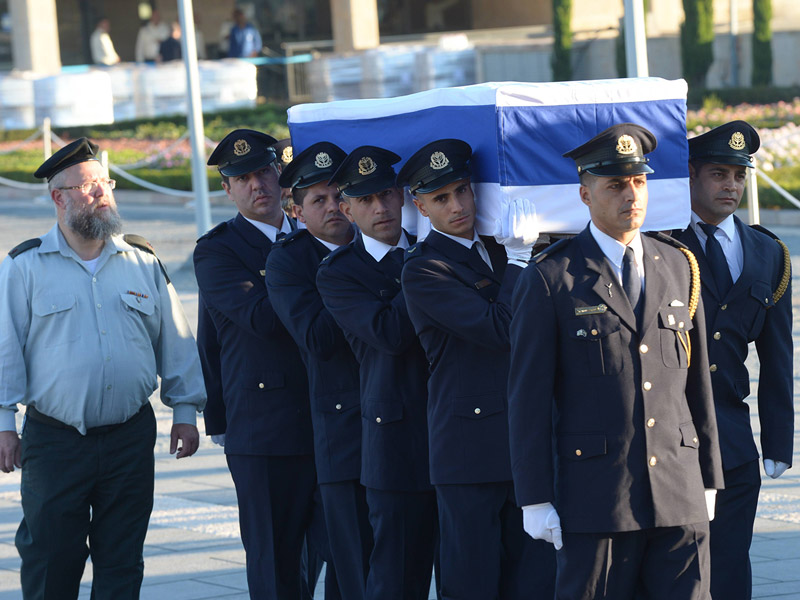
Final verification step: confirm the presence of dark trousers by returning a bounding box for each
[436,482,556,600]
[710,460,761,600]
[227,453,317,600]
[16,403,157,600]
[319,480,374,600]
[365,488,438,600]
[560,523,710,600]
[303,485,341,600]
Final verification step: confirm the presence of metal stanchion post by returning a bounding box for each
[747,157,760,225]
[42,118,52,160]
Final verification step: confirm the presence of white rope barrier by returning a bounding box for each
[0,128,45,156]
[756,167,800,210]
[0,174,48,191]
[109,163,227,198]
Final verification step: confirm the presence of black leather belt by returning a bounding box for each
[26,403,149,435]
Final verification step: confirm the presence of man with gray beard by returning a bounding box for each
[0,138,206,599]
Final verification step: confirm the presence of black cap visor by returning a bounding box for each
[218,148,277,177]
[581,158,654,177]
[411,167,472,195]
[690,151,754,168]
[339,170,397,198]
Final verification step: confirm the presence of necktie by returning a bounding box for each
[381,247,404,279]
[275,231,287,242]
[471,241,493,271]
[699,223,733,297]
[623,246,642,318]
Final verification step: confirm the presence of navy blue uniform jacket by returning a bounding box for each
[675,218,793,470]
[316,233,432,492]
[265,229,362,484]
[193,214,313,456]
[401,230,521,486]
[508,228,725,533]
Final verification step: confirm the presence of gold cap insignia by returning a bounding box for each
[315,152,332,169]
[233,139,251,156]
[358,156,377,176]
[430,151,449,170]
[281,146,293,164]
[729,131,746,150]
[616,135,637,155]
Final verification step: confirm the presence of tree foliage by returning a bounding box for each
[552,0,573,81]
[680,0,714,89]
[752,0,773,86]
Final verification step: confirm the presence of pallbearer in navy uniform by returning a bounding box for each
[193,129,317,599]
[399,139,556,600]
[265,142,373,600]
[508,124,725,600]
[317,146,438,600]
[674,121,793,600]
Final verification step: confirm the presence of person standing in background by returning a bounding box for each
[90,17,120,66]
[135,9,170,63]
[228,8,262,58]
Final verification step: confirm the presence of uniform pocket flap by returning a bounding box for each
[567,313,621,340]
[363,399,403,424]
[318,391,360,414]
[680,421,700,448]
[558,433,607,460]
[120,292,155,315]
[243,372,285,391]
[33,294,76,316]
[658,307,693,332]
[750,281,774,307]
[452,395,505,419]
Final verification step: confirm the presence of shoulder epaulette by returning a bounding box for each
[404,241,426,261]
[319,242,352,267]
[8,238,42,259]
[123,233,171,284]
[645,230,689,250]
[274,228,308,248]
[533,237,570,264]
[196,221,228,243]
[750,224,791,304]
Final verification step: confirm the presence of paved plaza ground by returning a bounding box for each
[0,189,798,598]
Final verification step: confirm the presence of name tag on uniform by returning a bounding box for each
[574,304,607,316]
[474,279,492,290]
[669,299,685,307]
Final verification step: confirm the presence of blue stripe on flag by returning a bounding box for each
[497,99,688,186]
[289,104,499,183]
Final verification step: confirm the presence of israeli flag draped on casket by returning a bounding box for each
[288,77,690,236]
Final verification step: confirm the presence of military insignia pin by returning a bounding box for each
[729,131,746,150]
[430,151,449,170]
[616,135,637,155]
[281,146,293,163]
[315,152,332,168]
[233,139,251,156]
[358,156,377,176]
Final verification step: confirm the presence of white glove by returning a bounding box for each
[494,197,539,263]
[704,489,716,521]
[210,434,225,447]
[764,458,790,479]
[522,502,563,550]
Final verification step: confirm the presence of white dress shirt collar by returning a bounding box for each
[690,211,736,243]
[362,230,410,262]
[244,214,292,242]
[589,222,644,285]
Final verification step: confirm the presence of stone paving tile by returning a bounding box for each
[194,572,249,592]
[753,580,800,598]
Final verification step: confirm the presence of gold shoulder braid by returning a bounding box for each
[676,247,701,367]
[773,238,791,305]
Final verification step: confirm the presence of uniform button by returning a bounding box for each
[575,449,582,456]
[720,304,728,310]
[96,303,102,309]
[693,436,699,444]
[591,329,598,336]
[474,408,481,415]
[51,304,56,310]
[106,384,112,391]
[709,364,717,372]
[376,417,382,423]
[765,297,770,304]
[92,277,97,283]
[640,344,649,354]
[643,381,652,391]
[678,321,684,328]
[258,383,265,389]
[101,330,107,335]
[647,418,655,428]
[335,403,342,410]
[713,331,721,340]
[106,356,111,361]
[649,456,657,467]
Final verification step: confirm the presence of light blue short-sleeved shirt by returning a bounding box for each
[0,224,206,434]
